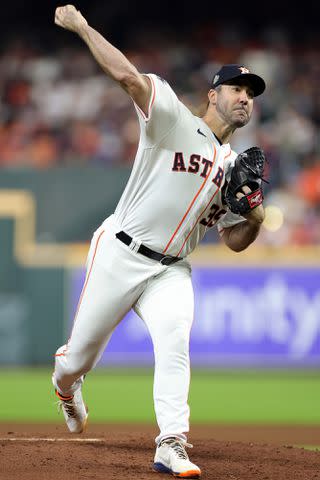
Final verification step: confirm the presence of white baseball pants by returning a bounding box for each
[53,214,194,443]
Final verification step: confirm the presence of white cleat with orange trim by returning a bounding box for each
[153,437,201,478]
[55,387,88,434]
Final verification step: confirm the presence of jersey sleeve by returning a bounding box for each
[216,210,246,233]
[132,73,181,147]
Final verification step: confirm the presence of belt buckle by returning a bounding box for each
[160,255,175,266]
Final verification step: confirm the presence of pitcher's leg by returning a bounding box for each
[135,263,194,444]
[53,225,143,397]
[53,257,135,396]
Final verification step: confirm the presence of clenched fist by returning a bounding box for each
[55,5,88,33]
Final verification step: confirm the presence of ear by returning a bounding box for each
[208,88,217,106]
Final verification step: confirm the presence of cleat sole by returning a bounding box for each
[174,470,201,478]
[153,462,201,478]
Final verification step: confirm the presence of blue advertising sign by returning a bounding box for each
[68,267,320,367]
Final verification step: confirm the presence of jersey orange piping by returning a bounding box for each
[176,148,232,255]
[177,181,221,257]
[176,148,231,256]
[162,143,217,254]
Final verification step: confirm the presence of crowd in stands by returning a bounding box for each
[0,25,319,245]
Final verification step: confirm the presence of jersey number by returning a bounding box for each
[200,204,227,228]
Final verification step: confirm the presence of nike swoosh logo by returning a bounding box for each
[197,128,206,137]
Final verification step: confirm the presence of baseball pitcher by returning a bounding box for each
[52,5,267,478]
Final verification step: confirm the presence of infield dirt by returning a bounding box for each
[1,423,319,479]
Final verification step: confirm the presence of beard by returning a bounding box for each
[233,116,249,128]
[216,100,251,128]
[230,108,251,128]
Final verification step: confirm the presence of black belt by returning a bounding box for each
[116,231,182,266]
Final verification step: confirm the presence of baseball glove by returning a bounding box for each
[225,146,267,215]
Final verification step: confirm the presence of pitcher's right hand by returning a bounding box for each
[55,5,88,34]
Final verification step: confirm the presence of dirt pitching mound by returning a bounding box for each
[1,424,319,479]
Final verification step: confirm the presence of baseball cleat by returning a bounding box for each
[153,437,201,478]
[55,388,88,433]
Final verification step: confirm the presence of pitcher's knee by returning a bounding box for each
[66,355,94,378]
[55,351,93,379]
[158,327,190,356]
[154,333,190,370]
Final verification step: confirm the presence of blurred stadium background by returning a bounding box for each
[0,0,319,428]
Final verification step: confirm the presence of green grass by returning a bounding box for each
[0,368,319,423]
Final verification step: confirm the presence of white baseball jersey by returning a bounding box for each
[114,74,244,258]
